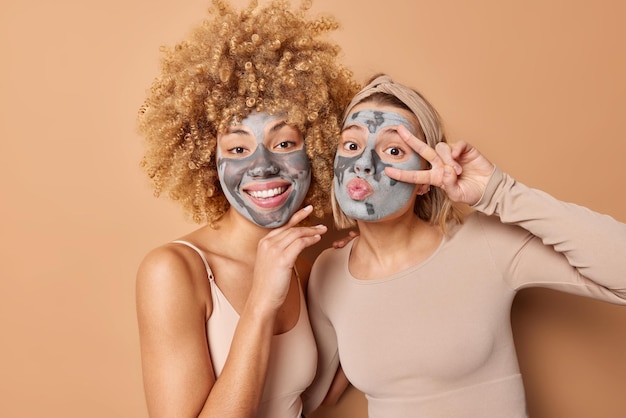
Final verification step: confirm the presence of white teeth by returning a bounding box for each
[248,187,286,199]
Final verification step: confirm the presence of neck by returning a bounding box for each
[214,208,271,251]
[350,213,443,279]
[356,213,423,253]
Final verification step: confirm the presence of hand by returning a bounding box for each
[332,230,359,249]
[385,125,495,206]
[250,206,327,312]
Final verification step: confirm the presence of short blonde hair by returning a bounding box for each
[332,74,466,232]
[138,0,359,224]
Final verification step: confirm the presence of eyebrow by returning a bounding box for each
[341,124,365,133]
[225,126,249,135]
[269,120,289,133]
[224,119,290,135]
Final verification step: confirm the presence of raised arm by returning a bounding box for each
[386,126,626,296]
[472,167,626,296]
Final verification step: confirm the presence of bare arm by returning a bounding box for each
[136,246,216,417]
[137,206,327,418]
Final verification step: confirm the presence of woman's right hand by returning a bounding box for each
[250,205,327,312]
[385,125,495,206]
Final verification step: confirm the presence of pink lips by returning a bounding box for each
[243,180,291,209]
[346,178,373,201]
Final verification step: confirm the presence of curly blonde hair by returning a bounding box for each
[138,0,359,224]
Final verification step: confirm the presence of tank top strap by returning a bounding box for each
[293,264,301,284]
[172,240,215,282]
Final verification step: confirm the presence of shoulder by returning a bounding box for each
[136,243,212,317]
[462,211,496,232]
[137,243,202,288]
[316,244,351,265]
[308,245,351,293]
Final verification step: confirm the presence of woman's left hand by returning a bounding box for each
[385,125,495,206]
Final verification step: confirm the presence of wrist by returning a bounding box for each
[244,289,281,321]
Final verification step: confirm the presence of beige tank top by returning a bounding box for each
[173,240,317,418]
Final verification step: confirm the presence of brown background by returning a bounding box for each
[1,0,625,417]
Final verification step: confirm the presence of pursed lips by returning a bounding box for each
[346,177,373,201]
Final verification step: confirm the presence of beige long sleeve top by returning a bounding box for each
[305,168,626,418]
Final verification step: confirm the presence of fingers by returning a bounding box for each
[259,206,327,261]
[258,226,326,273]
[397,125,441,166]
[435,142,462,175]
[391,126,466,190]
[265,221,327,252]
[448,140,468,160]
[332,230,359,249]
[263,205,314,239]
[284,205,314,228]
[384,166,427,185]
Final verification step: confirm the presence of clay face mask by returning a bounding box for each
[334,109,423,221]
[217,112,311,228]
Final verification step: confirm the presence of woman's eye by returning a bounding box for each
[384,147,404,157]
[229,146,247,154]
[343,142,359,152]
[276,141,296,150]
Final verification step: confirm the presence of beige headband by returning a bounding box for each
[343,75,442,145]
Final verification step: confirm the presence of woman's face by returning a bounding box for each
[334,103,423,222]
[217,112,311,228]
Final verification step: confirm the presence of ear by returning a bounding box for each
[416,184,430,195]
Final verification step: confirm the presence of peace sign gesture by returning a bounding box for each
[384,125,496,206]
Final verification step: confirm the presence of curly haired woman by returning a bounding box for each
[135,1,358,417]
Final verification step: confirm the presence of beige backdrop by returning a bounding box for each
[1,0,625,417]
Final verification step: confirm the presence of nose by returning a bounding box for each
[354,149,376,175]
[247,145,280,177]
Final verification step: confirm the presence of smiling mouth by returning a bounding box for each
[246,186,288,200]
[242,181,293,209]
